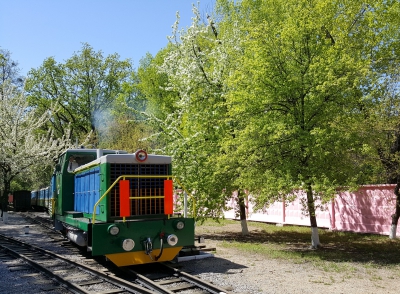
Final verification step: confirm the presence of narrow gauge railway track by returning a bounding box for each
[21,212,67,242]
[18,212,230,294]
[0,234,154,294]
[20,212,84,254]
[22,212,58,231]
[125,263,230,294]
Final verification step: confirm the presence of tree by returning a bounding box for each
[379,74,400,239]
[136,51,178,122]
[0,48,24,95]
[0,83,71,204]
[148,4,250,234]
[25,43,133,145]
[216,0,399,247]
[98,114,154,153]
[357,1,400,238]
[144,5,249,229]
[365,68,400,238]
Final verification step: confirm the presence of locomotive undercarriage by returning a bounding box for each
[55,213,194,266]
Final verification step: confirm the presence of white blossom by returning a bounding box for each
[0,83,73,196]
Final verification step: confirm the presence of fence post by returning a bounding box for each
[330,198,336,230]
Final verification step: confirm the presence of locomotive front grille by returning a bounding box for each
[110,163,169,217]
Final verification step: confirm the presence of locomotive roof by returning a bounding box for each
[71,150,171,173]
[61,148,128,156]
[96,153,171,164]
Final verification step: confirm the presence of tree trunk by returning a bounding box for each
[378,129,400,239]
[306,182,320,248]
[1,175,11,221]
[389,179,400,239]
[237,190,249,235]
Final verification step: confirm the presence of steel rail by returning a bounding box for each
[0,233,155,294]
[125,263,230,294]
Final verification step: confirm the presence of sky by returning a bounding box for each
[0,0,216,76]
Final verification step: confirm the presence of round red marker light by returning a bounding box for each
[135,149,148,162]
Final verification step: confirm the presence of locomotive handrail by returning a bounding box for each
[51,198,56,217]
[91,175,196,224]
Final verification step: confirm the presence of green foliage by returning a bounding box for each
[361,66,400,184]
[98,115,154,153]
[25,43,133,145]
[217,0,400,211]
[136,50,179,120]
[146,0,400,230]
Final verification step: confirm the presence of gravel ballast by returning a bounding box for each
[0,212,73,294]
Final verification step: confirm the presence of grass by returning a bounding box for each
[195,218,400,273]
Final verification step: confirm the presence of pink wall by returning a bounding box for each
[224,185,400,236]
[333,185,399,235]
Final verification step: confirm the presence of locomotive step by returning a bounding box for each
[64,211,84,218]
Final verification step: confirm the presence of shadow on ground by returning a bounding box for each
[199,228,400,266]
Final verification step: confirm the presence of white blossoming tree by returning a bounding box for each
[0,82,72,204]
[139,4,250,234]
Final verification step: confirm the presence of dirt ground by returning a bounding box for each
[188,221,400,294]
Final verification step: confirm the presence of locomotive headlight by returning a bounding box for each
[122,239,135,251]
[107,225,120,236]
[135,149,148,162]
[166,234,178,246]
[174,221,185,230]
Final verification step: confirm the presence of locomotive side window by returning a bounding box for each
[67,156,80,172]
[55,154,66,172]
[65,154,95,172]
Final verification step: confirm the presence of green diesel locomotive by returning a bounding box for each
[50,148,195,266]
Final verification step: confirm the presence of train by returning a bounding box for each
[18,148,196,266]
[11,190,31,212]
[12,187,52,212]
